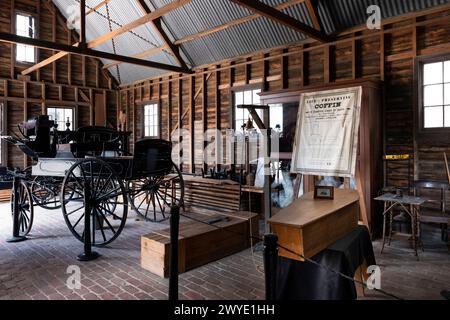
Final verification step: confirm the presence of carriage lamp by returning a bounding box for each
[245,117,254,131]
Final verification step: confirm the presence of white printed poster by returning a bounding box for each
[291,86,362,177]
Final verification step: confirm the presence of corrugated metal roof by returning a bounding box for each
[51,0,450,85]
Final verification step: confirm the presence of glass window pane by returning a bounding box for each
[445,61,450,83]
[424,62,443,85]
[445,106,450,127]
[243,90,252,105]
[270,105,283,131]
[424,84,443,106]
[16,45,26,61]
[253,89,261,105]
[424,106,443,128]
[445,84,450,105]
[25,45,34,62]
[235,92,243,107]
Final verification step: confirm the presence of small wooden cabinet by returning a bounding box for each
[260,79,383,236]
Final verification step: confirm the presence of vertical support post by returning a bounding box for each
[263,110,272,234]
[80,0,86,46]
[7,176,27,243]
[77,181,99,261]
[263,234,278,301]
[169,205,180,301]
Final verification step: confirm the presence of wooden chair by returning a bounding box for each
[413,180,450,247]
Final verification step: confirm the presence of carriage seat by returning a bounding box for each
[19,115,57,160]
[70,126,121,158]
[130,138,173,179]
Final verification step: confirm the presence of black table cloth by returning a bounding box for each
[276,225,376,300]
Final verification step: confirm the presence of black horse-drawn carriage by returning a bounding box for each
[2,115,184,249]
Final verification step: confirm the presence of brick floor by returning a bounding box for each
[0,202,448,300]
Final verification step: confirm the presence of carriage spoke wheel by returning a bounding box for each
[61,159,128,247]
[130,162,184,222]
[10,181,34,236]
[31,176,63,210]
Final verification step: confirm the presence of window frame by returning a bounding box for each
[46,106,76,131]
[141,101,160,138]
[231,85,263,132]
[416,53,450,138]
[14,10,38,65]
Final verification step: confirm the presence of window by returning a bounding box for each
[233,88,262,131]
[269,104,284,132]
[422,60,450,128]
[15,13,36,63]
[47,107,74,131]
[144,103,159,137]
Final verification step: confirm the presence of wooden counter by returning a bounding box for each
[268,189,359,261]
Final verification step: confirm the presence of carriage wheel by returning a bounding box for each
[10,181,34,236]
[130,162,184,222]
[61,159,128,246]
[31,176,63,210]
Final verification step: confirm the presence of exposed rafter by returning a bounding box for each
[86,0,112,15]
[0,32,192,74]
[230,0,332,42]
[136,0,190,71]
[305,0,325,31]
[103,0,306,70]
[21,0,192,76]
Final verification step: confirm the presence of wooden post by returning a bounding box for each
[189,76,195,173]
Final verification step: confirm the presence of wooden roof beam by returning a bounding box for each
[230,0,333,42]
[21,0,192,76]
[86,0,112,15]
[0,32,192,74]
[103,0,306,70]
[305,0,325,32]
[135,0,190,71]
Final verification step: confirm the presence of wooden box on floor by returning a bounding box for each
[0,189,11,202]
[141,211,259,278]
[268,189,359,262]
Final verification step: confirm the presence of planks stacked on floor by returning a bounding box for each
[182,176,241,214]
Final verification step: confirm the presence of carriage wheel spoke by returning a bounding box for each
[65,205,84,216]
[94,208,107,242]
[96,209,116,234]
[93,163,105,198]
[98,203,124,221]
[96,173,114,197]
[72,213,85,229]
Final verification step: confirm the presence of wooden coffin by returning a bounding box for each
[268,189,359,262]
[141,211,259,278]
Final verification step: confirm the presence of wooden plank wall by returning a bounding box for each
[119,7,450,188]
[0,0,117,168]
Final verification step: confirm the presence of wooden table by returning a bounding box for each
[375,194,427,258]
[268,189,360,261]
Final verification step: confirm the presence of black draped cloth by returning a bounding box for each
[276,225,376,300]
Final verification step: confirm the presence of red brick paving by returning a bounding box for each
[0,203,448,300]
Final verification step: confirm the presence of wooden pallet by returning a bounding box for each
[141,211,259,278]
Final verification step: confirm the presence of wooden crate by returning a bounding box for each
[268,189,359,262]
[141,211,259,278]
[0,189,11,202]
